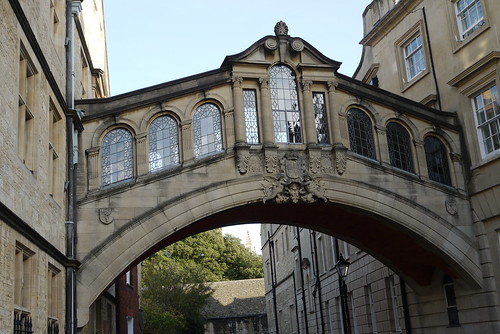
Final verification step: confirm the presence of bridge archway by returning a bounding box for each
[76,175,480,327]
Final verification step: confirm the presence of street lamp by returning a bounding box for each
[335,254,351,334]
[336,254,350,279]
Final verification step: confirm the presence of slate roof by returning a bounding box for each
[202,278,266,319]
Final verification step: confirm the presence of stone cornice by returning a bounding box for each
[335,73,460,130]
[0,201,78,268]
[76,68,232,121]
[447,51,500,88]
[360,0,424,47]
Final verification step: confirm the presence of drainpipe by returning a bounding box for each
[65,1,82,334]
[421,7,442,111]
[296,227,309,334]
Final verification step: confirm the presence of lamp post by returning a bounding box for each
[335,254,351,334]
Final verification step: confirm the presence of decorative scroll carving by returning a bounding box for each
[334,144,348,175]
[232,76,243,88]
[301,80,312,92]
[310,155,321,174]
[99,208,114,225]
[327,79,338,93]
[262,153,327,204]
[290,38,304,52]
[259,77,269,90]
[265,37,278,51]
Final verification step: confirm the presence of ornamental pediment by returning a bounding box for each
[221,21,341,71]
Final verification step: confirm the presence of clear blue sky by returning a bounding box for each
[104,0,373,96]
[102,0,373,251]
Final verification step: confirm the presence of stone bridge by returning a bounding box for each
[75,23,478,327]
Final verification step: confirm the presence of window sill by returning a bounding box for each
[452,24,489,54]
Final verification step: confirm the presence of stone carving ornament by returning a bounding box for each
[99,208,114,225]
[262,153,327,204]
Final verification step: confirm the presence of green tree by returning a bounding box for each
[141,228,264,333]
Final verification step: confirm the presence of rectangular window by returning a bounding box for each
[127,316,134,334]
[243,89,260,144]
[366,285,378,333]
[443,276,460,327]
[48,100,62,200]
[455,0,484,39]
[313,92,329,144]
[403,34,426,81]
[48,264,61,334]
[387,276,401,332]
[18,45,37,171]
[126,270,132,286]
[14,244,34,308]
[473,84,500,157]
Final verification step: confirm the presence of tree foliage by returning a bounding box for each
[142,228,263,333]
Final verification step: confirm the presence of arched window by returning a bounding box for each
[386,122,414,173]
[193,103,222,158]
[270,65,302,143]
[101,128,133,186]
[149,116,179,172]
[424,136,452,186]
[347,108,376,159]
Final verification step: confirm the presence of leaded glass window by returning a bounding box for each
[149,116,179,172]
[101,128,133,186]
[347,109,376,159]
[424,136,451,186]
[270,65,302,143]
[473,84,500,156]
[243,89,259,144]
[386,122,414,173]
[313,93,329,144]
[193,103,222,158]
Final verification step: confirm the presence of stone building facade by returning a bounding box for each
[262,0,500,333]
[0,0,136,333]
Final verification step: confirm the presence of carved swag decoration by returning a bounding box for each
[262,153,327,204]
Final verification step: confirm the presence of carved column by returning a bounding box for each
[375,125,390,166]
[301,80,317,146]
[413,139,425,177]
[136,132,149,176]
[450,152,464,190]
[259,77,275,146]
[232,76,246,146]
[327,80,342,145]
[86,147,100,191]
[181,121,194,162]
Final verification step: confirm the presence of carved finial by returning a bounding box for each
[274,21,289,36]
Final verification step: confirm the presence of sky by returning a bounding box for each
[102,0,374,252]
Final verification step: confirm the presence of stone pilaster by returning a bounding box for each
[86,147,100,191]
[301,80,317,146]
[136,132,148,176]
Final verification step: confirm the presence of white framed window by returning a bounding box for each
[127,316,134,334]
[455,0,484,39]
[403,34,426,81]
[472,84,500,157]
[126,270,132,286]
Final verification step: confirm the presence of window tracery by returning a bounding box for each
[101,128,133,186]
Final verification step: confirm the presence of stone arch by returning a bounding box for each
[76,176,481,328]
[139,104,183,133]
[340,100,383,127]
[91,117,139,148]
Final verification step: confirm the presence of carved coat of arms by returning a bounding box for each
[262,153,327,204]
